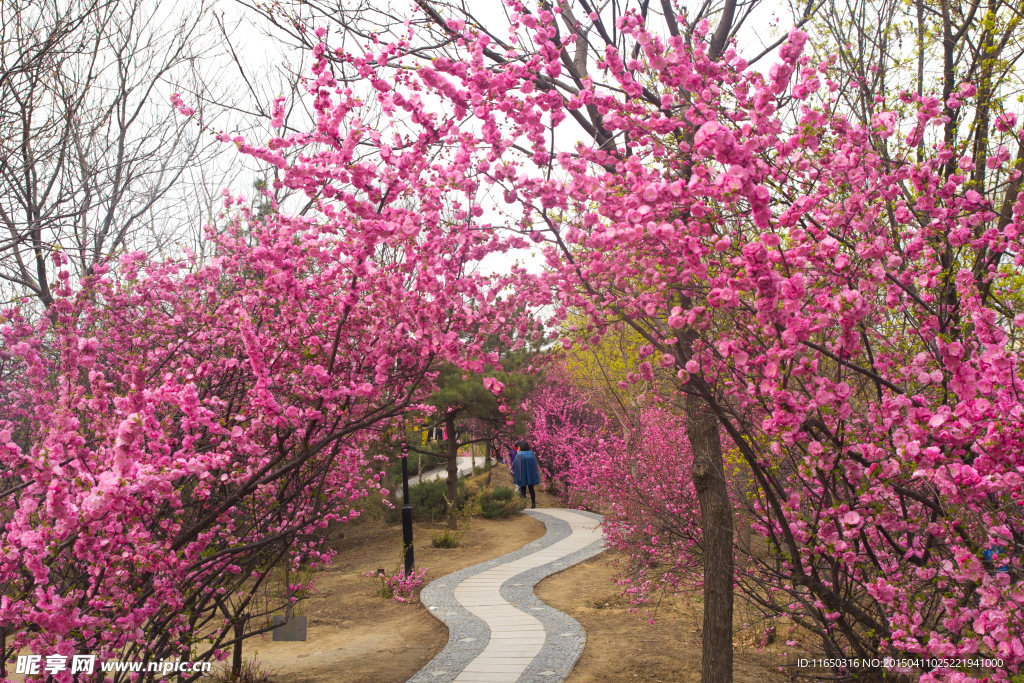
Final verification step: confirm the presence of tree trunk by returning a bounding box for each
[738,515,752,556]
[232,614,248,679]
[445,412,459,530]
[684,391,734,683]
[485,440,492,468]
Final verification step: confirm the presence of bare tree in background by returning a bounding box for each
[0,0,222,308]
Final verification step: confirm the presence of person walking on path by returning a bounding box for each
[512,440,541,509]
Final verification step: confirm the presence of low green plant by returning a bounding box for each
[367,567,396,599]
[430,528,462,548]
[409,477,468,523]
[430,492,478,548]
[490,486,515,502]
[478,486,526,519]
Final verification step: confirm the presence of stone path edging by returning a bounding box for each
[408,509,605,683]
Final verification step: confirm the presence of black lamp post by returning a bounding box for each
[400,422,414,576]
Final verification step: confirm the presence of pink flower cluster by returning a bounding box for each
[361,567,427,603]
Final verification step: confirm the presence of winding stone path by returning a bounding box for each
[406,457,476,492]
[409,509,605,683]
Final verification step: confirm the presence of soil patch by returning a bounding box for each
[535,553,788,683]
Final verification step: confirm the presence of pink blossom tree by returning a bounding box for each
[525,361,619,493]
[269,2,1024,679]
[500,16,1024,682]
[527,367,702,601]
[0,44,546,677]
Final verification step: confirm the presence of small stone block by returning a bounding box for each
[459,637,477,642]
[272,615,307,641]
[453,673,523,683]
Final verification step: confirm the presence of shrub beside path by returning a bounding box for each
[408,509,605,683]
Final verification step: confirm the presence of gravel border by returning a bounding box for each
[408,508,605,683]
[502,510,605,683]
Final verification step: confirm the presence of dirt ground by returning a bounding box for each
[252,465,560,683]
[255,465,789,683]
[536,555,788,683]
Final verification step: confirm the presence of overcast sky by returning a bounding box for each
[197,0,796,278]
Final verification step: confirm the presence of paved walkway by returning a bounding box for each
[409,508,605,683]
[412,456,475,486]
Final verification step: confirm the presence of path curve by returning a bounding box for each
[408,509,605,683]
[406,457,475,493]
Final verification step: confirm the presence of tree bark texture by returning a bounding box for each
[231,614,247,678]
[685,391,734,683]
[445,412,459,530]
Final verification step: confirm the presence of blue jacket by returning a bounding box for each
[513,450,541,487]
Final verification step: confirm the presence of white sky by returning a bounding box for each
[196,0,795,278]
